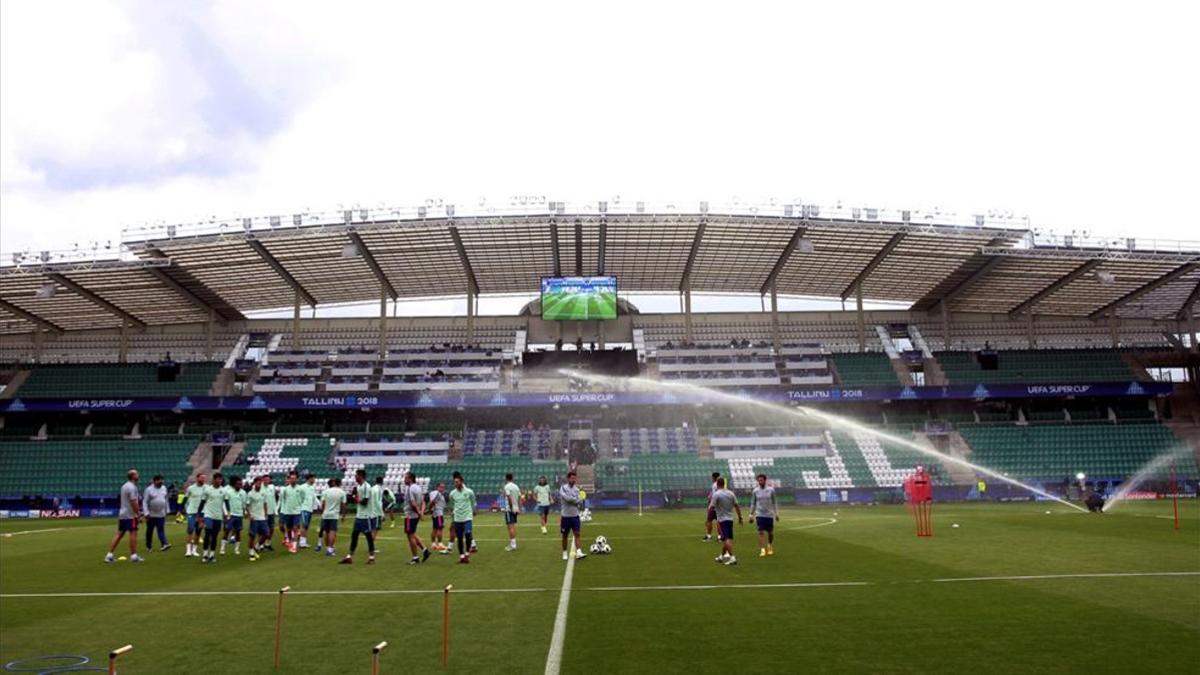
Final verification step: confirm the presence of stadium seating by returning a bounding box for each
[830,353,901,386]
[610,427,699,455]
[463,428,559,457]
[14,362,223,398]
[0,330,243,364]
[958,422,1195,480]
[241,436,338,482]
[0,438,197,497]
[935,349,1139,384]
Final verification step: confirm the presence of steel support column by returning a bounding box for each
[770,283,781,355]
[292,291,302,350]
[379,286,389,359]
[684,289,693,342]
[119,320,129,363]
[855,283,866,353]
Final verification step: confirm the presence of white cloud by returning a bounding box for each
[2,0,1198,261]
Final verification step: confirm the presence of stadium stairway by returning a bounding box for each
[1120,352,1153,381]
[185,439,215,483]
[576,464,596,492]
[0,369,29,399]
[889,357,915,386]
[916,431,977,485]
[217,441,247,470]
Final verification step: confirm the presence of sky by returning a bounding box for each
[1,1,1198,316]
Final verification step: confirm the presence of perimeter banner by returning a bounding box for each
[0,381,1169,413]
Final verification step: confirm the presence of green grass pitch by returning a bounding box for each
[542,290,617,320]
[1,502,1197,673]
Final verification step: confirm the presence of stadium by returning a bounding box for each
[0,199,1197,673]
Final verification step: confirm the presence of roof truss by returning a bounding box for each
[247,240,317,306]
[1088,262,1200,319]
[1179,281,1200,320]
[840,232,905,300]
[0,297,64,333]
[448,226,480,295]
[760,226,807,295]
[597,220,607,275]
[550,221,562,276]
[1008,259,1103,316]
[46,273,146,327]
[679,221,707,291]
[347,232,398,300]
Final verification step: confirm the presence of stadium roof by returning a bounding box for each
[2,201,1198,334]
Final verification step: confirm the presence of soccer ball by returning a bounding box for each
[594,535,607,547]
[580,508,593,522]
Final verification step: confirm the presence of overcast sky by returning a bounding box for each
[2,1,1198,315]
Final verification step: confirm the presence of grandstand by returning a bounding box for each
[0,202,1197,508]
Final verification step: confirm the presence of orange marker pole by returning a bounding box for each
[442,584,454,667]
[372,641,388,675]
[108,644,132,675]
[274,586,290,670]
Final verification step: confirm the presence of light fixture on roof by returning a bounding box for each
[242,218,253,232]
[802,205,820,218]
[446,204,455,217]
[359,209,369,221]
[975,215,985,227]
[1096,271,1116,286]
[293,214,303,226]
[40,251,50,263]
[341,243,360,259]
[270,216,281,228]
[784,205,794,217]
[343,210,353,224]
[636,201,645,213]
[699,201,708,214]
[900,210,911,222]
[167,224,177,238]
[35,283,56,299]
[797,238,815,254]
[418,206,427,218]
[598,201,608,213]
[1126,238,1136,251]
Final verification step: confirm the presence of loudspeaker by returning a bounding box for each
[157,361,180,382]
[977,351,999,370]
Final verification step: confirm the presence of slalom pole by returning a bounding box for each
[1171,464,1179,531]
[442,584,453,667]
[274,586,290,670]
[108,644,132,675]
[371,641,388,675]
[637,481,643,517]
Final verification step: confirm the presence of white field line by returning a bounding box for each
[930,571,1200,583]
[1,528,67,537]
[544,551,575,675]
[3,571,1196,600]
[377,517,838,543]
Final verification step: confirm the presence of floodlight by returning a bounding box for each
[1075,472,1085,481]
